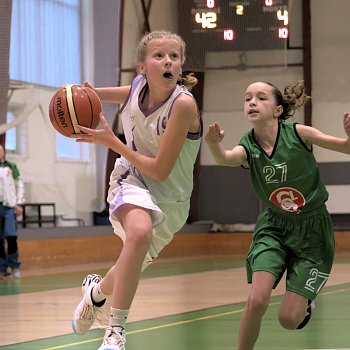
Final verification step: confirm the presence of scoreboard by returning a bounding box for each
[178,0,289,69]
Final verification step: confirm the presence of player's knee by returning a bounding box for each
[246,294,270,317]
[127,223,152,248]
[278,308,304,329]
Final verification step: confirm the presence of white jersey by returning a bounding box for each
[107,75,202,269]
[0,161,24,208]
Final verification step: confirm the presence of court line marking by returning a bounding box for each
[40,286,350,350]
[41,307,247,350]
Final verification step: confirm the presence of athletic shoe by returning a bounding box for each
[297,299,315,329]
[98,327,126,350]
[12,268,21,278]
[0,272,11,280]
[72,274,104,335]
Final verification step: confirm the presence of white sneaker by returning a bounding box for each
[12,268,21,278]
[72,274,103,335]
[98,327,126,350]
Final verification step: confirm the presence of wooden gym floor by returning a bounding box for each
[1,232,350,349]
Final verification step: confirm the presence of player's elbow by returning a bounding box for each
[153,169,170,182]
[151,163,173,182]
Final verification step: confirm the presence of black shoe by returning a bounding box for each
[297,299,315,329]
[0,272,11,280]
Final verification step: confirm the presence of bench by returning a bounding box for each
[17,202,56,228]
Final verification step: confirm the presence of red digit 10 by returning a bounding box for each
[224,29,235,41]
[279,27,288,38]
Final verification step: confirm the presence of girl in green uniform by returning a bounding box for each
[205,81,350,350]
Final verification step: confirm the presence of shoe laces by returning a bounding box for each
[103,327,126,347]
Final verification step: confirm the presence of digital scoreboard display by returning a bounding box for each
[178,0,289,62]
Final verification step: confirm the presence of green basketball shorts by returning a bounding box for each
[246,205,335,300]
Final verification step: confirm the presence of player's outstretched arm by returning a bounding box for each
[205,122,247,167]
[296,113,350,154]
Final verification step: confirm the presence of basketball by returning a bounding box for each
[49,84,102,137]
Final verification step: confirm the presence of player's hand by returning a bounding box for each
[15,205,23,216]
[83,81,94,89]
[71,113,121,150]
[205,122,225,144]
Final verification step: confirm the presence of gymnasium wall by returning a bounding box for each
[5,0,350,228]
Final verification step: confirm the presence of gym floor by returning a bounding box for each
[0,255,350,350]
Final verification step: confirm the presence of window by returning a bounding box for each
[9,0,94,162]
[5,112,17,152]
[56,133,90,161]
[10,0,82,87]
[5,109,26,155]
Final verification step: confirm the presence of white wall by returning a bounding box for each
[310,0,350,213]
[311,0,350,162]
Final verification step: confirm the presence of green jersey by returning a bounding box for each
[239,122,328,214]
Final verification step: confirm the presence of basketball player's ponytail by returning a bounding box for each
[281,80,311,120]
[178,73,198,91]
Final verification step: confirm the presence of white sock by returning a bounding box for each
[109,307,129,331]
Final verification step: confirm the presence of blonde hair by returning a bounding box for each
[267,80,311,121]
[134,30,197,91]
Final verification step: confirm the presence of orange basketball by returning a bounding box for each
[49,84,102,137]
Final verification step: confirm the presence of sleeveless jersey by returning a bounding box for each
[239,122,328,214]
[118,75,202,205]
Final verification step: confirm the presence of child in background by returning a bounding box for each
[0,144,24,279]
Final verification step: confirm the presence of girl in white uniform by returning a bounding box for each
[71,31,202,350]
